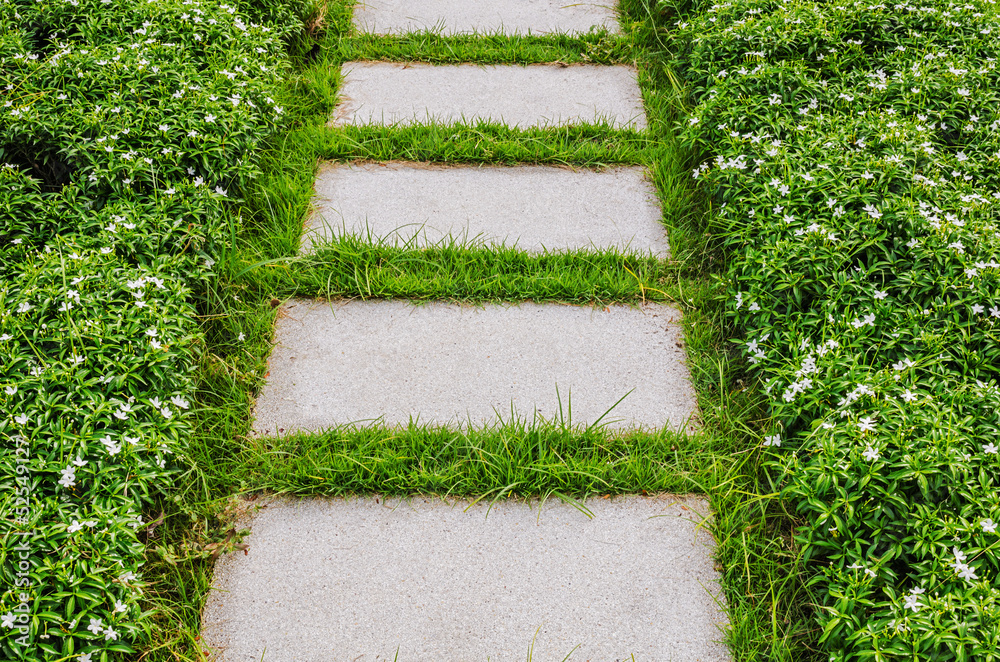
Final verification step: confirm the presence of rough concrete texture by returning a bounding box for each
[251,300,698,435]
[333,63,648,130]
[303,163,670,256]
[201,494,730,662]
[353,0,620,35]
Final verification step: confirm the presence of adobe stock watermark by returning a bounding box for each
[5,433,34,653]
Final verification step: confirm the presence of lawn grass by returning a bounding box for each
[336,30,632,65]
[240,240,692,304]
[304,122,650,164]
[200,422,721,497]
[127,0,821,661]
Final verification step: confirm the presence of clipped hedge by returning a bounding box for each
[0,0,298,659]
[672,0,1000,658]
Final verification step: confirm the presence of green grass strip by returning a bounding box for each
[235,239,699,303]
[302,122,649,165]
[202,423,723,496]
[334,31,631,64]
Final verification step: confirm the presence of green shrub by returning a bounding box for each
[671,0,1000,657]
[0,0,298,658]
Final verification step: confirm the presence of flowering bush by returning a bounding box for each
[672,0,1000,657]
[0,0,297,659]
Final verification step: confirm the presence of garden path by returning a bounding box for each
[201,2,730,660]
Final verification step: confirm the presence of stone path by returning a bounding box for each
[205,3,731,660]
[202,496,729,662]
[333,63,647,129]
[353,0,621,36]
[303,163,669,254]
[252,300,695,435]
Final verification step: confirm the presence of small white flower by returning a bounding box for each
[215,186,227,197]
[863,203,882,219]
[984,442,998,454]
[4,385,15,395]
[104,626,119,641]
[79,653,93,662]
[1,612,15,628]
[14,413,28,425]
[119,570,137,583]
[956,563,978,581]
[160,407,173,419]
[114,599,127,613]
[100,435,122,456]
[903,593,922,612]
[87,617,103,634]
[170,395,189,409]
[238,332,246,341]
[68,520,84,534]
[858,417,876,432]
[873,290,887,300]
[59,466,77,488]
[763,434,781,447]
[901,390,916,402]
[981,518,997,533]
[862,446,880,462]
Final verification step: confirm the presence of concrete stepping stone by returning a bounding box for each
[303,163,670,256]
[251,300,697,435]
[333,63,647,130]
[201,494,731,662]
[353,0,621,36]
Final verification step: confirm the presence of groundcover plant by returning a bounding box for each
[670,0,1000,657]
[0,0,303,659]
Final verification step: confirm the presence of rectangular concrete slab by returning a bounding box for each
[353,0,621,35]
[333,63,648,130]
[303,163,670,256]
[201,495,731,662]
[251,300,698,435]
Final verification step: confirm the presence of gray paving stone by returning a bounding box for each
[333,63,648,130]
[353,0,620,36]
[251,300,697,434]
[303,163,670,256]
[201,494,730,662]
